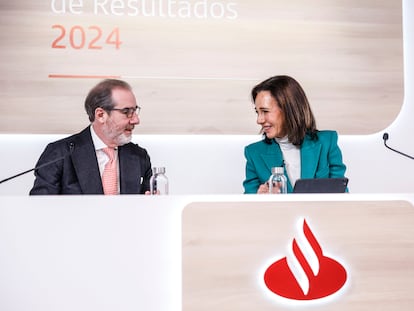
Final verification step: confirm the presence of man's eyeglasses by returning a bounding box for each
[109,105,141,118]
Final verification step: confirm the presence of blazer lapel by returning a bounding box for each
[259,141,293,190]
[71,127,103,194]
[260,142,284,171]
[118,145,141,194]
[300,137,322,178]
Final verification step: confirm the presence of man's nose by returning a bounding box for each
[130,113,139,125]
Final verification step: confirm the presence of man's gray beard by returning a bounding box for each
[116,133,132,146]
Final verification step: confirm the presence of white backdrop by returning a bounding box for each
[0,0,413,195]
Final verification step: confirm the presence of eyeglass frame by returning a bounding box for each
[107,105,141,118]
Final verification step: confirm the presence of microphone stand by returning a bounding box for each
[383,132,414,160]
[0,155,67,184]
[0,142,74,185]
[0,167,37,184]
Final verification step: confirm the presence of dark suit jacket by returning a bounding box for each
[243,131,347,193]
[29,126,152,195]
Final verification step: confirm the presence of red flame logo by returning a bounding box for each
[264,218,347,300]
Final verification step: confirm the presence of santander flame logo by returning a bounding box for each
[263,218,348,301]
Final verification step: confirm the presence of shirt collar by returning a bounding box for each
[90,125,107,151]
[275,136,298,150]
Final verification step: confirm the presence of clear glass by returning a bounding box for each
[150,167,169,195]
[268,167,287,194]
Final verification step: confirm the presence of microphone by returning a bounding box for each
[0,142,75,184]
[383,132,414,160]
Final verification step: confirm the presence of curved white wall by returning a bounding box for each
[338,0,414,193]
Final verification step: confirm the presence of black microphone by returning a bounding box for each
[383,132,414,160]
[0,142,75,184]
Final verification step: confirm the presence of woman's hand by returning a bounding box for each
[257,183,269,194]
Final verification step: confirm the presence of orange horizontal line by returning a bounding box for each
[48,74,121,79]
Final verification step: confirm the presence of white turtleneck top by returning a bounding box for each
[274,136,301,186]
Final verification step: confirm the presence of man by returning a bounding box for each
[30,79,152,195]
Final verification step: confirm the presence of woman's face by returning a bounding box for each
[254,90,286,139]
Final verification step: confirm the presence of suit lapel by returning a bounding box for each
[260,142,284,171]
[118,145,141,194]
[300,137,322,178]
[71,127,103,194]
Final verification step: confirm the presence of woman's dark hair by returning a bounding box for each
[84,79,132,122]
[252,75,318,146]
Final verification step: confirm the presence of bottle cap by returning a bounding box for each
[152,167,166,174]
[271,167,284,174]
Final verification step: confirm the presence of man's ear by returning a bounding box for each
[95,107,107,123]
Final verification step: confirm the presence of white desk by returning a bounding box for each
[1,194,414,310]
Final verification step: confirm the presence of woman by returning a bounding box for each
[243,75,347,194]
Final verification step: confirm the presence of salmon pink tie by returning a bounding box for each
[102,147,118,195]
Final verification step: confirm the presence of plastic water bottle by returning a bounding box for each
[150,167,169,195]
[268,167,287,194]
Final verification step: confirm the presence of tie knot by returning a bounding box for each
[103,147,115,161]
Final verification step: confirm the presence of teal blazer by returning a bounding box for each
[243,131,347,193]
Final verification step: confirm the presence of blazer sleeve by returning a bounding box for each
[243,145,261,194]
[327,131,347,179]
[138,147,152,194]
[29,142,68,195]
